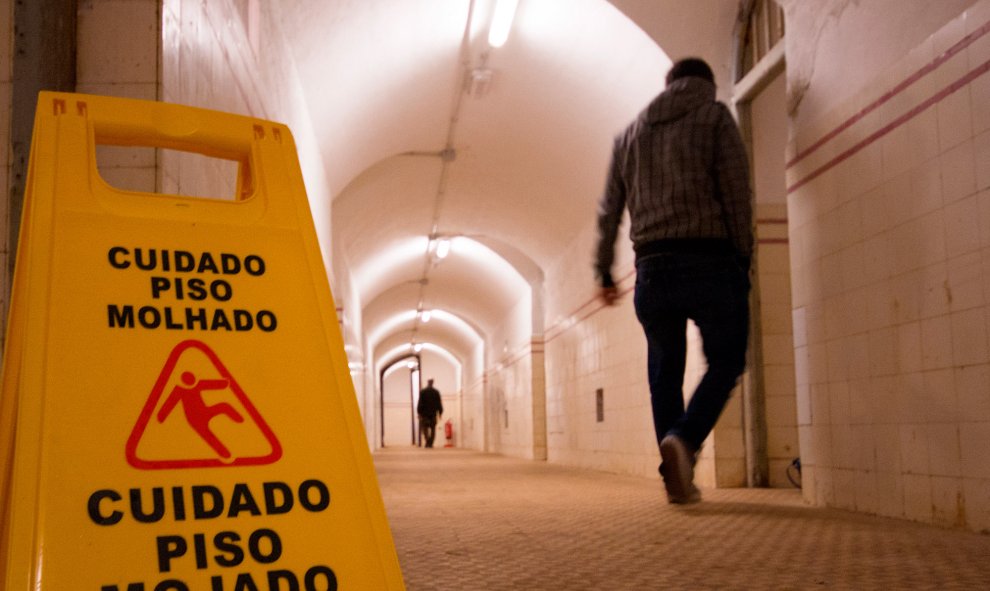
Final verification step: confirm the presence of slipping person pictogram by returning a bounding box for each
[127,339,282,469]
[156,370,244,459]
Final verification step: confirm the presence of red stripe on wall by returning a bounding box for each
[787,57,990,194]
[787,18,990,169]
[544,269,634,343]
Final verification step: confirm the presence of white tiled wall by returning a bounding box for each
[160,0,260,199]
[77,0,160,194]
[482,289,546,459]
[73,0,323,223]
[788,1,990,531]
[77,0,159,101]
[543,228,672,479]
[756,203,800,487]
[460,373,486,451]
[487,349,537,459]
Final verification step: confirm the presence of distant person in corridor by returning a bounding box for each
[417,379,444,448]
[594,58,753,504]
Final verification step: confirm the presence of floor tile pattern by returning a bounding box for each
[376,448,990,590]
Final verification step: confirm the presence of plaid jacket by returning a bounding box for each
[595,77,753,287]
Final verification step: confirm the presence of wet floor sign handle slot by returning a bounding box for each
[49,93,304,224]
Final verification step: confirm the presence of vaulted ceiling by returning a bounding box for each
[276,0,740,372]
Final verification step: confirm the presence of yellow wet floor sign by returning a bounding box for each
[0,92,405,590]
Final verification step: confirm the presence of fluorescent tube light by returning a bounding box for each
[435,238,451,259]
[488,0,519,48]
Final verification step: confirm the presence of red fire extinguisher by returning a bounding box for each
[444,420,454,447]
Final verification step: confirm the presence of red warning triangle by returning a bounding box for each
[125,339,282,469]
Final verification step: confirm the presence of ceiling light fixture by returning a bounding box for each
[428,236,453,262]
[488,0,519,48]
[435,238,451,259]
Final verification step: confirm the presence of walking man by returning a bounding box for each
[417,378,444,448]
[594,57,753,504]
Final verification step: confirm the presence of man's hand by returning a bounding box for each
[599,286,620,306]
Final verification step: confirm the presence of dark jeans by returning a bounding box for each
[419,416,437,448]
[633,251,750,453]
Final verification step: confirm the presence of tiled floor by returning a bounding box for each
[375,447,990,590]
